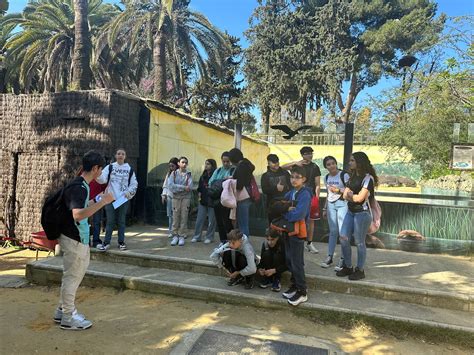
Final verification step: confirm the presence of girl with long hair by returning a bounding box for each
[162,157,179,238]
[337,152,378,280]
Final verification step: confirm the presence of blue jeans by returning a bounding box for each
[166,197,173,234]
[104,201,129,245]
[193,204,216,241]
[236,198,252,237]
[92,208,103,246]
[327,199,348,257]
[340,210,371,269]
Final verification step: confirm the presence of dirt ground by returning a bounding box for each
[0,248,470,355]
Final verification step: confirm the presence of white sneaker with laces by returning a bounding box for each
[96,244,106,252]
[178,236,185,246]
[60,310,92,330]
[334,257,344,272]
[191,236,201,243]
[320,256,333,268]
[170,236,179,246]
[305,243,319,254]
[203,239,213,244]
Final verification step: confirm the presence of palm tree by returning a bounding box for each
[71,0,93,90]
[4,0,118,92]
[105,0,229,101]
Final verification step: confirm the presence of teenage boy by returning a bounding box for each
[281,166,312,306]
[258,228,287,292]
[54,151,114,330]
[210,229,257,289]
[261,154,291,223]
[282,146,321,254]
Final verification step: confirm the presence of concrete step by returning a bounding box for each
[89,249,473,313]
[26,256,474,344]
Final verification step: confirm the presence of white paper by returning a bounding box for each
[112,195,128,209]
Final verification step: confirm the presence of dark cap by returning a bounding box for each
[300,146,313,155]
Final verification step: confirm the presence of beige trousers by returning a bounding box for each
[172,197,191,237]
[58,235,90,315]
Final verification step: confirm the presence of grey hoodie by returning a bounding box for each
[209,235,257,276]
[167,169,193,199]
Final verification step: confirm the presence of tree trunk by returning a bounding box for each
[72,0,92,90]
[262,106,270,134]
[153,31,167,101]
[341,70,358,123]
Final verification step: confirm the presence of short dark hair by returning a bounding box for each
[178,156,188,163]
[227,229,243,241]
[228,148,244,164]
[221,151,230,158]
[300,146,313,155]
[290,165,306,178]
[323,155,337,168]
[82,151,105,172]
[267,154,279,163]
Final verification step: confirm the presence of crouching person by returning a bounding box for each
[258,229,287,292]
[210,229,256,289]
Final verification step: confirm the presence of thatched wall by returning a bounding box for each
[0,90,142,241]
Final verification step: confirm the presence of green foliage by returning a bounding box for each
[189,34,255,129]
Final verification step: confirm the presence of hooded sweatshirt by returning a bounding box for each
[210,234,257,276]
[97,162,138,201]
[261,167,291,205]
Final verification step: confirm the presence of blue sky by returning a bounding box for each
[8,0,473,124]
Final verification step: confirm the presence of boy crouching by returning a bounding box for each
[258,229,287,292]
[210,229,257,289]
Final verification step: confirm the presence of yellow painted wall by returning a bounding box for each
[147,108,270,185]
[269,144,411,165]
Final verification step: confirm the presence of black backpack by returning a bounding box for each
[41,180,84,240]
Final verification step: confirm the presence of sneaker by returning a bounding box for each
[168,233,173,239]
[349,267,365,281]
[334,257,344,272]
[244,276,254,289]
[271,278,281,292]
[60,310,92,330]
[118,242,127,251]
[227,275,244,286]
[320,256,333,268]
[170,236,179,246]
[259,277,272,289]
[336,266,354,277]
[203,239,213,244]
[54,308,85,324]
[305,243,319,254]
[103,243,110,251]
[96,244,106,252]
[178,236,185,246]
[191,236,201,243]
[282,285,298,299]
[287,290,308,306]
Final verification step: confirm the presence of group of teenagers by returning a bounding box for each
[160,146,379,307]
[50,145,377,330]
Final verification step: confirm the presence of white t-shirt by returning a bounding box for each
[97,162,138,201]
[325,171,350,203]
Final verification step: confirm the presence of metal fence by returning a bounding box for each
[248,133,378,145]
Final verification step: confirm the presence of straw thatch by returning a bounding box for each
[1,89,142,241]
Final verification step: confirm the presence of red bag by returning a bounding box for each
[310,195,320,220]
[248,175,261,203]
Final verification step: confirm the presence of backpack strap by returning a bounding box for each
[128,167,134,186]
[339,170,348,187]
[107,164,113,185]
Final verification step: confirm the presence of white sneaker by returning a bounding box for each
[96,244,106,252]
[334,257,344,272]
[320,256,333,268]
[168,233,173,239]
[60,310,92,330]
[103,243,110,251]
[204,239,213,244]
[305,243,319,254]
[178,236,185,246]
[191,236,201,243]
[170,236,179,246]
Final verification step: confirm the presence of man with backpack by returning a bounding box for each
[46,151,114,330]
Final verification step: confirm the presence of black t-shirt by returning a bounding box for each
[302,162,321,192]
[347,174,375,213]
[61,177,89,242]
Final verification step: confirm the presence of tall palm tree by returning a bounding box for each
[4,0,118,92]
[71,0,93,90]
[106,0,229,101]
